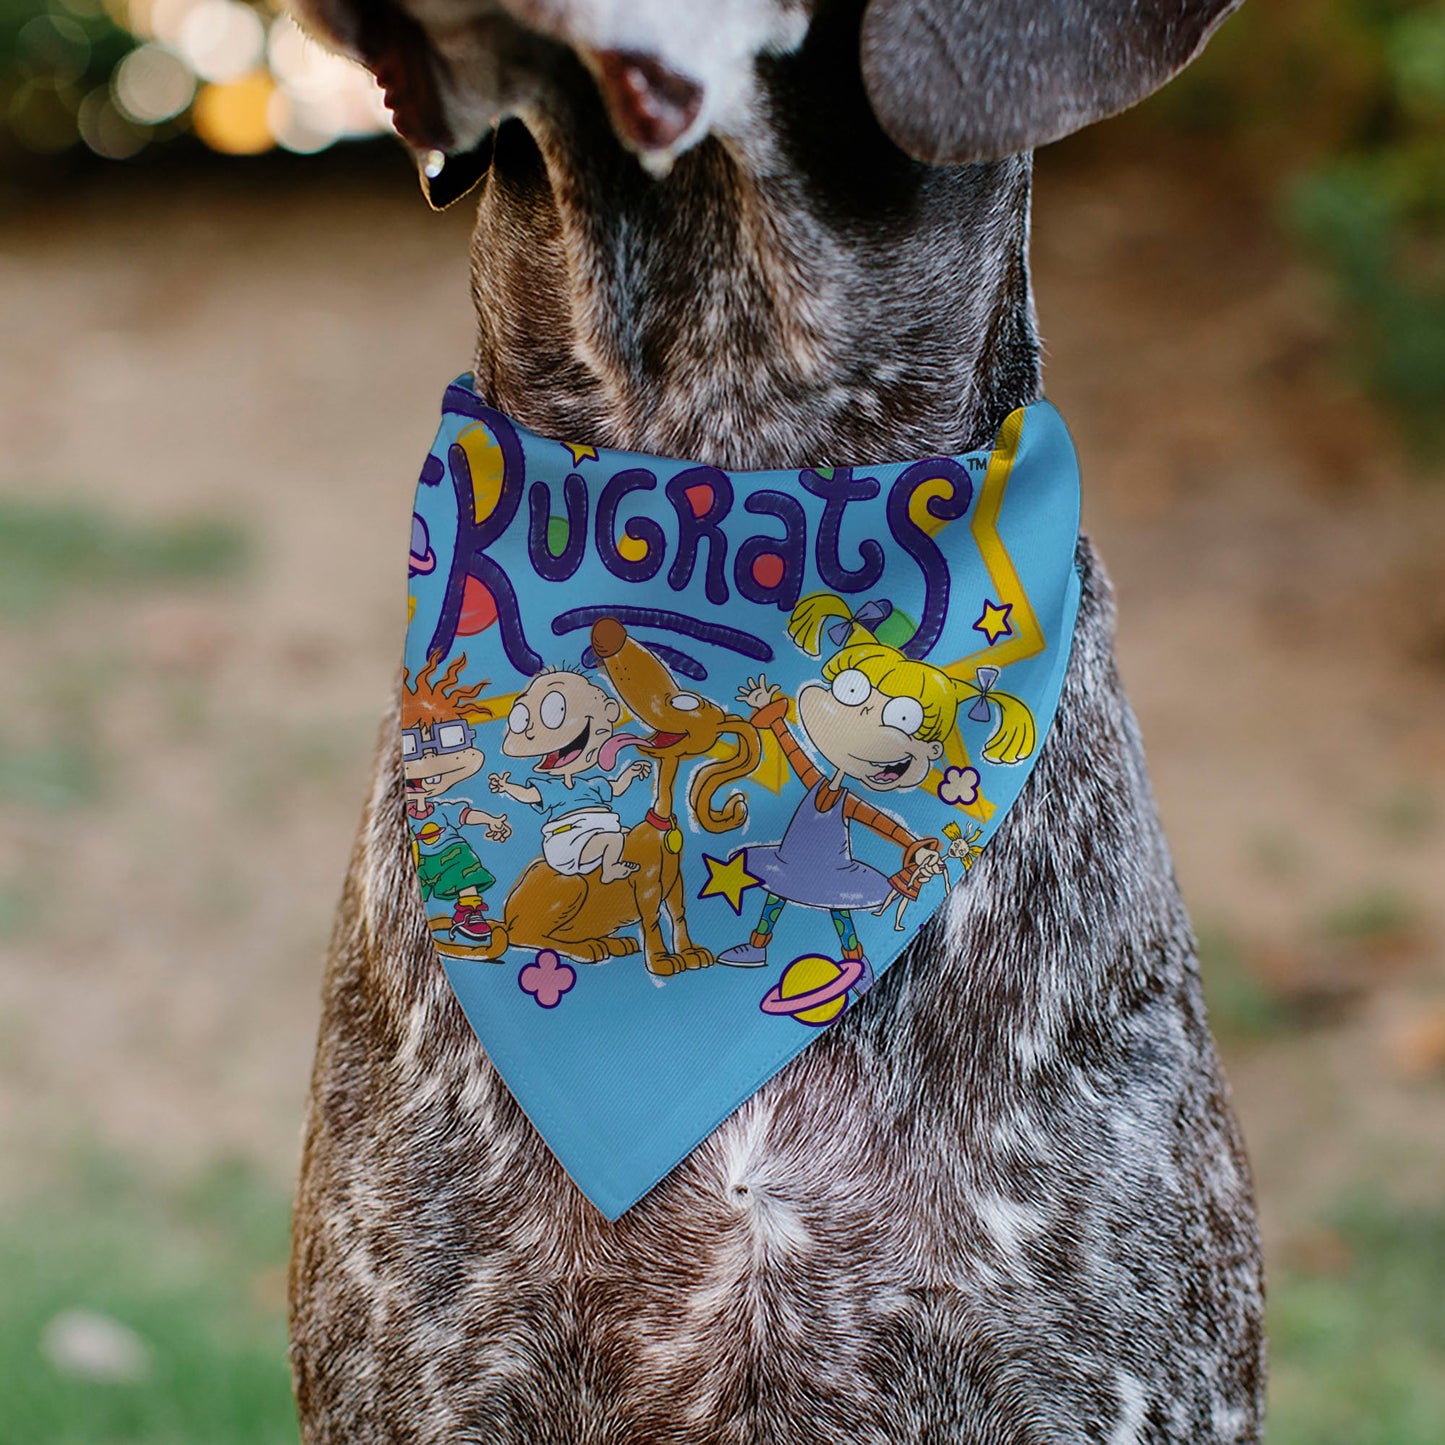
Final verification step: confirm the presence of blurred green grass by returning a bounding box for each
[1198,923,1290,1040]
[1270,1199,1445,1445]
[1138,0,1445,457]
[0,1154,297,1445]
[0,497,248,619]
[0,1150,296,1445]
[2,1152,1442,1440]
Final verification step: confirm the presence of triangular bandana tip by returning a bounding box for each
[402,377,1081,1217]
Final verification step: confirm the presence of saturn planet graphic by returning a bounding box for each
[760,953,866,1026]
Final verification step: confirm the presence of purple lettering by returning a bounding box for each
[666,467,734,605]
[801,468,884,594]
[885,459,973,659]
[596,468,666,583]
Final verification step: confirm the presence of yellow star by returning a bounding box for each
[565,442,599,467]
[972,599,1013,646]
[752,729,791,793]
[698,851,762,914]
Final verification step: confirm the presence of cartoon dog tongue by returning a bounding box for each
[598,732,643,770]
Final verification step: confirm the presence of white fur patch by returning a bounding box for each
[975,1192,1046,1262]
[1108,1369,1149,1445]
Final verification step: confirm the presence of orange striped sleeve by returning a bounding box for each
[751,698,823,791]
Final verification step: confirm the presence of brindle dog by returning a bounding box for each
[287,2,1266,1440]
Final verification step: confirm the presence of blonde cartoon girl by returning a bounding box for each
[718,593,1036,985]
[873,820,985,931]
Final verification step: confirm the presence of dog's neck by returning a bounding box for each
[465,33,1041,471]
[647,755,681,823]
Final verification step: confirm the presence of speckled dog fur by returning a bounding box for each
[288,1,1266,1439]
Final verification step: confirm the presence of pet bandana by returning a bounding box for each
[402,376,1081,1217]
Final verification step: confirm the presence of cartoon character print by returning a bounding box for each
[402,654,512,949]
[484,617,760,978]
[489,668,653,885]
[719,592,1037,994]
[872,819,985,931]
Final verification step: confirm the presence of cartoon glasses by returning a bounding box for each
[401,719,476,760]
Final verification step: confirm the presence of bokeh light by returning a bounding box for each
[18,13,92,85]
[3,0,394,160]
[191,68,271,153]
[112,42,193,123]
[266,14,390,153]
[77,82,148,156]
[9,75,80,152]
[175,0,265,84]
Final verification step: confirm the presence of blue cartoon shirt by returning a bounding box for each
[528,772,614,823]
[408,799,472,855]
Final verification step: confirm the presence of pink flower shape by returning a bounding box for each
[519,949,576,1009]
[937,766,980,807]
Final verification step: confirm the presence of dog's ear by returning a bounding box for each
[688,718,761,834]
[860,0,1244,164]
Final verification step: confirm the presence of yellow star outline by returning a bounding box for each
[973,599,1014,645]
[565,442,599,467]
[955,407,1046,675]
[698,851,762,914]
[923,407,1050,822]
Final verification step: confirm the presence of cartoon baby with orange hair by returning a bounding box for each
[401,654,512,945]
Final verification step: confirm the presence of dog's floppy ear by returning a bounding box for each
[860,0,1244,165]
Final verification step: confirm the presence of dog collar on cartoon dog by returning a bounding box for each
[402,375,1081,1217]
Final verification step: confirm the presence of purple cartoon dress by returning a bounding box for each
[747,780,894,910]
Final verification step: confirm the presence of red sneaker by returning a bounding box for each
[451,903,492,943]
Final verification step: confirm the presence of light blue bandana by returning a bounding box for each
[402,376,1081,1217]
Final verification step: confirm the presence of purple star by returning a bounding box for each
[519,949,576,1009]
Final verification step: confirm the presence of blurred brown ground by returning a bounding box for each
[0,134,1442,1271]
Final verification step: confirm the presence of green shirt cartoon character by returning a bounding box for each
[402,655,511,945]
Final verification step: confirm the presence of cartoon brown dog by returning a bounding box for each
[481,618,759,975]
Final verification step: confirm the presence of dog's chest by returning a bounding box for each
[291,543,1261,1442]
